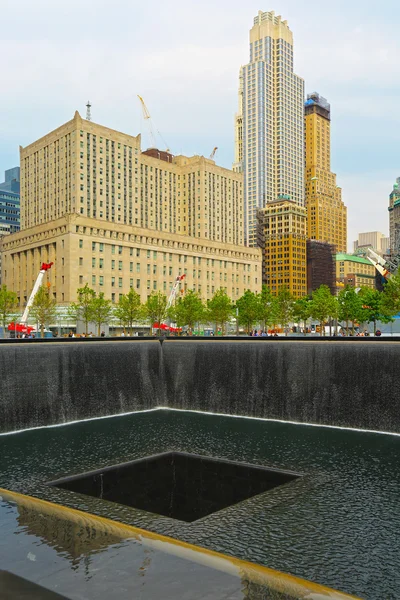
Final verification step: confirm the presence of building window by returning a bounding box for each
[79,239,83,249]
[99,276,104,286]
[112,277,115,287]
[119,278,123,288]
[92,275,96,285]
[119,261,123,270]
[79,257,83,266]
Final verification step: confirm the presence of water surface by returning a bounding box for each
[1,409,399,599]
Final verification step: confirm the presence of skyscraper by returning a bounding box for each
[304,92,347,252]
[388,178,400,256]
[0,166,20,194]
[257,199,307,297]
[0,167,20,284]
[234,10,305,247]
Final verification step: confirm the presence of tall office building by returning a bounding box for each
[0,167,20,194]
[305,92,347,252]
[1,112,261,306]
[388,178,400,256]
[234,10,305,247]
[0,167,20,284]
[257,199,307,297]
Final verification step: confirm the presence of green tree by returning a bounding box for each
[206,288,233,335]
[293,296,312,336]
[275,287,294,336]
[236,290,260,333]
[359,287,392,335]
[258,285,277,332]
[0,284,18,337]
[338,286,363,335]
[310,285,337,336]
[145,292,168,333]
[30,285,57,338]
[171,289,205,334]
[114,288,142,335]
[69,284,96,334]
[90,293,113,336]
[380,273,400,318]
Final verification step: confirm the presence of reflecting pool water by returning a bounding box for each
[1,409,399,599]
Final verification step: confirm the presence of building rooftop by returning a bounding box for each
[336,253,372,265]
[305,92,331,120]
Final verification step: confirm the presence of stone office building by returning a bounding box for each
[1,112,261,305]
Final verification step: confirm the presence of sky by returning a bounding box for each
[1,0,399,250]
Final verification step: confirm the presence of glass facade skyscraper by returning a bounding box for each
[0,166,20,194]
[234,11,304,247]
[0,167,20,235]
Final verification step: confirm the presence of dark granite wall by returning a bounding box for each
[1,339,400,434]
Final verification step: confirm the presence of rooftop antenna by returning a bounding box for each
[86,101,92,121]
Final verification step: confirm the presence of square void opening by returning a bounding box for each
[48,452,300,523]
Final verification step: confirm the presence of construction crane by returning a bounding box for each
[137,95,170,151]
[366,248,400,280]
[153,274,186,333]
[209,147,218,160]
[166,274,186,310]
[137,95,157,148]
[8,262,53,335]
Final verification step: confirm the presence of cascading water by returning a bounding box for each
[1,339,400,434]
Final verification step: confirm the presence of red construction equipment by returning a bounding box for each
[8,262,53,335]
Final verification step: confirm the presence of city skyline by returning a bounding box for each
[1,0,398,248]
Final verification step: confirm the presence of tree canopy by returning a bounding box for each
[275,287,294,335]
[310,285,337,336]
[114,288,142,335]
[0,284,18,334]
[30,285,57,337]
[207,288,233,335]
[170,289,205,332]
[145,292,168,332]
[90,293,113,336]
[236,289,260,333]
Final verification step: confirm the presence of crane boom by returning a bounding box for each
[21,262,53,324]
[137,95,157,148]
[366,248,400,281]
[166,274,186,310]
[209,147,218,160]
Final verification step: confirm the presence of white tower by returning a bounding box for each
[235,11,305,247]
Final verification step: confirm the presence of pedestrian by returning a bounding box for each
[101,331,105,338]
[375,329,382,337]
